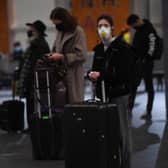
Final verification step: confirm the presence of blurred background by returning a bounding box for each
[0,1,168,168]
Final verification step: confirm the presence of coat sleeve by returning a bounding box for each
[65,27,87,66]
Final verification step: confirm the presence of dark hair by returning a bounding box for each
[50,7,77,32]
[97,14,114,26]
[127,14,140,25]
[14,41,21,47]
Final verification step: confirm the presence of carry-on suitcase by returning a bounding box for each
[0,98,24,132]
[0,69,25,132]
[0,104,9,131]
[63,81,123,168]
[30,68,64,160]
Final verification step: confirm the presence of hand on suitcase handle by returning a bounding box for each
[88,71,100,81]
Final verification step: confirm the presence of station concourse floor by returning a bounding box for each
[0,81,167,168]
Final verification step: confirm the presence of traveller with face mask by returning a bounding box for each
[46,7,87,104]
[88,14,133,168]
[12,41,24,68]
[19,20,50,129]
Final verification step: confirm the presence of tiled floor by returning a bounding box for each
[0,81,167,168]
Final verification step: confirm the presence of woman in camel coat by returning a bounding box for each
[47,7,87,103]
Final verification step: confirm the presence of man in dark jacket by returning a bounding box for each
[19,20,50,128]
[89,14,133,168]
[127,14,157,120]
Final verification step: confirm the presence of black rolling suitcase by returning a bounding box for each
[0,96,24,132]
[0,70,25,132]
[30,69,63,160]
[63,81,122,168]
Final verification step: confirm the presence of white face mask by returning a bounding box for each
[98,26,111,40]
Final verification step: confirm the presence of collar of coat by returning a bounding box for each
[55,27,78,52]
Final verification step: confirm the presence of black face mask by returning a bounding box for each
[27,30,33,38]
[55,23,65,31]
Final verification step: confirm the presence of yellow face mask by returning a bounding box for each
[98,26,111,40]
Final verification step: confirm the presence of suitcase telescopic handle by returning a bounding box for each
[101,80,106,103]
[35,72,41,118]
[46,71,52,118]
[89,80,106,103]
[35,71,52,118]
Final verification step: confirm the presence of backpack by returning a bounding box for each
[152,35,163,60]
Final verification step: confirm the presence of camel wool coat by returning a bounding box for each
[53,26,87,103]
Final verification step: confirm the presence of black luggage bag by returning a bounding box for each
[30,112,63,160]
[0,70,25,132]
[63,81,122,168]
[0,99,24,132]
[30,68,64,160]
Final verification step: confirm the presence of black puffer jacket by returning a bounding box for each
[92,37,135,99]
[19,36,50,97]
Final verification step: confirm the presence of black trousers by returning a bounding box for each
[129,61,154,114]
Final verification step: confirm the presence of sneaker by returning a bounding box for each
[140,113,152,120]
